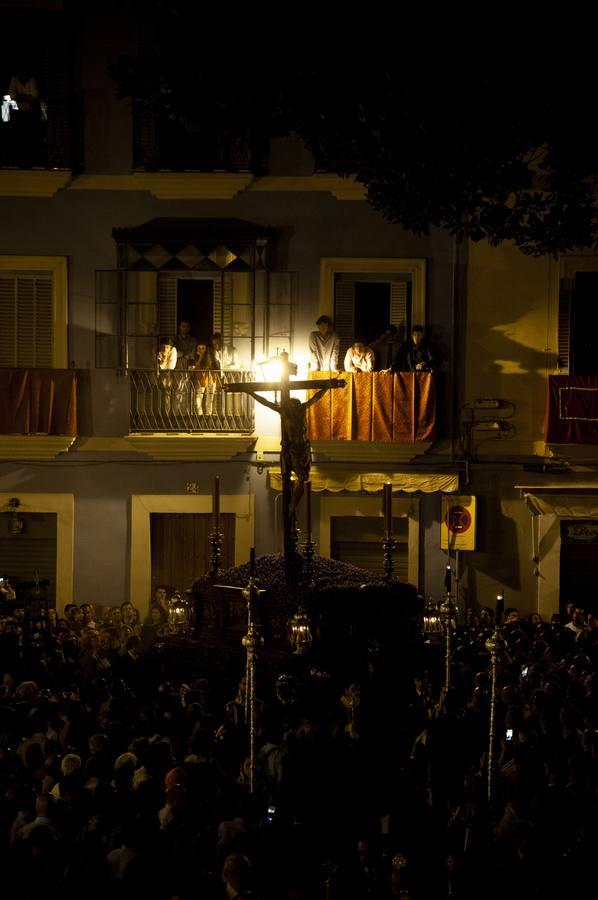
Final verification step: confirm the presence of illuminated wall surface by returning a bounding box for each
[1,6,596,616]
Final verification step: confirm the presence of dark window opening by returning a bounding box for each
[571,272,598,375]
[177,279,214,343]
[354,282,391,346]
[560,519,598,614]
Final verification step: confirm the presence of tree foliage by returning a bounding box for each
[113,7,598,256]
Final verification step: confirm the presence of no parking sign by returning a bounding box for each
[441,495,476,550]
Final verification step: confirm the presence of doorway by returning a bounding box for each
[150,512,235,597]
[559,519,598,614]
[354,282,391,345]
[0,512,57,608]
[331,515,408,580]
[177,279,215,344]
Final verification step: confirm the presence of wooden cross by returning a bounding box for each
[224,352,345,577]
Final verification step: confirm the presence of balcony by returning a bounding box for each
[129,370,255,434]
[306,371,436,461]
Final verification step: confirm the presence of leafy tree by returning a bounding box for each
[113,7,598,256]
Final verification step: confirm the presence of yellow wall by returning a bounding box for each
[465,242,559,458]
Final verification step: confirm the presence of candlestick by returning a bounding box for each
[250,546,256,578]
[384,482,392,537]
[213,475,220,532]
[305,480,312,542]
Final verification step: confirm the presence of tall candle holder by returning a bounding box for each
[209,474,223,577]
[485,626,505,809]
[439,595,455,693]
[241,548,264,795]
[302,480,316,589]
[382,481,395,582]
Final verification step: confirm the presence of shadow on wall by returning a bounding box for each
[462,494,522,602]
[76,369,130,437]
[466,314,556,439]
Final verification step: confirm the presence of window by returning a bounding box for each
[320,257,426,360]
[96,269,293,369]
[0,256,67,368]
[558,257,598,374]
[335,273,410,362]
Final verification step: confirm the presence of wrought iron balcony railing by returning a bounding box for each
[129,369,255,433]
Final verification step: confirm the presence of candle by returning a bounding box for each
[250,546,256,577]
[384,482,392,537]
[213,475,220,532]
[305,480,312,541]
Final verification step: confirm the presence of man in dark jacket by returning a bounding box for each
[395,325,436,372]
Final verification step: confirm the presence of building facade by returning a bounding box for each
[1,2,596,619]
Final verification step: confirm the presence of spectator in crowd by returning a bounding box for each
[344,340,375,373]
[565,607,585,638]
[308,315,340,371]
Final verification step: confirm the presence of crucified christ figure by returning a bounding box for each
[253,389,328,511]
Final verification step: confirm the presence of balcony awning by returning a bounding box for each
[268,468,458,494]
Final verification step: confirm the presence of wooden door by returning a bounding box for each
[150,512,235,595]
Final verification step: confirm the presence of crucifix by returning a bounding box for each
[224,351,345,578]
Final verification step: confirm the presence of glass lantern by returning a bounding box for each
[422,599,443,637]
[168,591,191,635]
[288,607,312,655]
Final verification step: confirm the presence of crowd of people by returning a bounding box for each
[0,585,596,898]
[308,316,436,374]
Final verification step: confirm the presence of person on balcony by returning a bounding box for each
[173,321,197,369]
[308,315,340,371]
[369,324,402,371]
[7,69,41,167]
[211,332,241,369]
[157,338,177,417]
[212,332,243,417]
[395,325,436,373]
[189,341,219,416]
[343,341,375,373]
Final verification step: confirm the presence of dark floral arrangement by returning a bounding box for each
[192,553,415,606]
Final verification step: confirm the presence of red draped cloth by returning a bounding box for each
[0,369,77,436]
[307,372,435,443]
[546,375,598,444]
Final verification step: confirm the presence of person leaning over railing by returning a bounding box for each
[156,337,177,416]
[189,341,220,416]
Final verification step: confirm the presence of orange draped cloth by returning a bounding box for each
[0,369,77,436]
[307,372,435,443]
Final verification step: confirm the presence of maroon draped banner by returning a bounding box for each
[307,372,436,443]
[546,375,598,444]
[0,369,77,436]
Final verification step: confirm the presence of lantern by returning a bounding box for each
[168,591,191,635]
[422,599,443,636]
[288,607,312,655]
